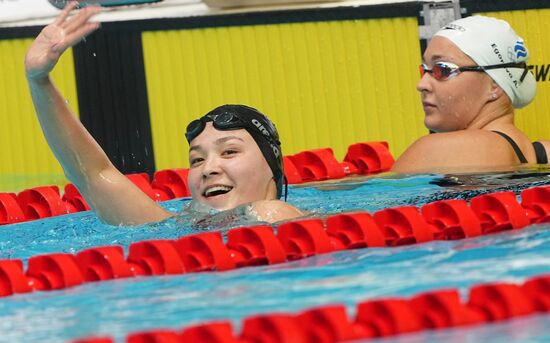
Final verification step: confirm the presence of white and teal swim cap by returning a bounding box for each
[434,15,537,108]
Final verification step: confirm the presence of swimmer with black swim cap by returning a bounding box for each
[25,3,302,225]
[185,104,286,200]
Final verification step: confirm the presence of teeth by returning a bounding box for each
[204,185,233,197]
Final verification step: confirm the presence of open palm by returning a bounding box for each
[25,2,100,80]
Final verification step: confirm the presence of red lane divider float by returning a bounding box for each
[325,212,386,250]
[421,199,482,240]
[344,142,395,174]
[373,206,434,246]
[176,232,236,272]
[282,157,303,184]
[0,185,548,301]
[72,271,550,343]
[26,253,84,291]
[17,186,75,220]
[521,186,550,224]
[180,321,238,342]
[76,246,134,281]
[128,240,185,276]
[0,260,32,296]
[152,168,190,201]
[226,225,287,267]
[0,193,25,225]
[63,184,91,212]
[277,219,333,260]
[470,191,531,234]
[0,141,395,225]
[288,148,346,182]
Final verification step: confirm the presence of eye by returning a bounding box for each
[222,149,239,156]
[432,62,460,80]
[436,63,452,77]
[189,157,204,167]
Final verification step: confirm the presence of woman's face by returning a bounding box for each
[187,123,277,211]
[417,36,495,132]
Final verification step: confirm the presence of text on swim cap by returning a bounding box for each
[252,119,270,137]
[492,43,519,88]
[251,118,280,158]
[442,23,466,32]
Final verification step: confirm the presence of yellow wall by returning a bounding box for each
[142,18,426,170]
[479,8,550,141]
[144,9,550,171]
[0,38,78,191]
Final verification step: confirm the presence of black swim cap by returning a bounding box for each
[185,104,285,199]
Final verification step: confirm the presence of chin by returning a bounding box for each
[424,119,443,133]
[200,196,231,211]
[208,202,232,211]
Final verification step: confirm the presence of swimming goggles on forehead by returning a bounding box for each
[185,111,280,146]
[419,61,529,81]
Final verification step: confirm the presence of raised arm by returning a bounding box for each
[25,2,172,225]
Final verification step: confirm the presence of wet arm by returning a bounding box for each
[26,4,171,225]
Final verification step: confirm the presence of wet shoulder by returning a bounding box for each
[248,200,304,223]
[393,130,518,173]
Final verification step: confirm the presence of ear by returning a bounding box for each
[488,82,504,102]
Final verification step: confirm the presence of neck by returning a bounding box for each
[466,97,515,130]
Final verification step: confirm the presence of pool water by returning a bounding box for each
[0,170,550,342]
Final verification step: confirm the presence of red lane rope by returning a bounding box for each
[72,271,550,343]
[0,142,392,225]
[0,184,548,298]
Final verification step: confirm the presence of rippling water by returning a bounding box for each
[0,170,549,342]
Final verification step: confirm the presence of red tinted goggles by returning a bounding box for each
[419,61,528,81]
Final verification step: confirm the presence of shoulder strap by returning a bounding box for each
[492,131,528,164]
[533,141,549,164]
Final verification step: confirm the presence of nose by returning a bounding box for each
[416,72,432,93]
[201,156,222,179]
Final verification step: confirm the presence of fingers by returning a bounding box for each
[67,22,101,47]
[64,6,101,33]
[52,21,100,53]
[54,1,79,26]
[49,4,101,53]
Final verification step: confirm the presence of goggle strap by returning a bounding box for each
[284,175,288,202]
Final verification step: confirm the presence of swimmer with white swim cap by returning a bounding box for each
[392,15,549,173]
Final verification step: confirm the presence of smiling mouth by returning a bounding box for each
[203,185,233,198]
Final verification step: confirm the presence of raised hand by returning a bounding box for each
[25,1,100,80]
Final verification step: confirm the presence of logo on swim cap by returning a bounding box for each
[514,40,527,59]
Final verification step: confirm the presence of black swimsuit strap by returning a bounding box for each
[492,131,528,164]
[533,141,549,164]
